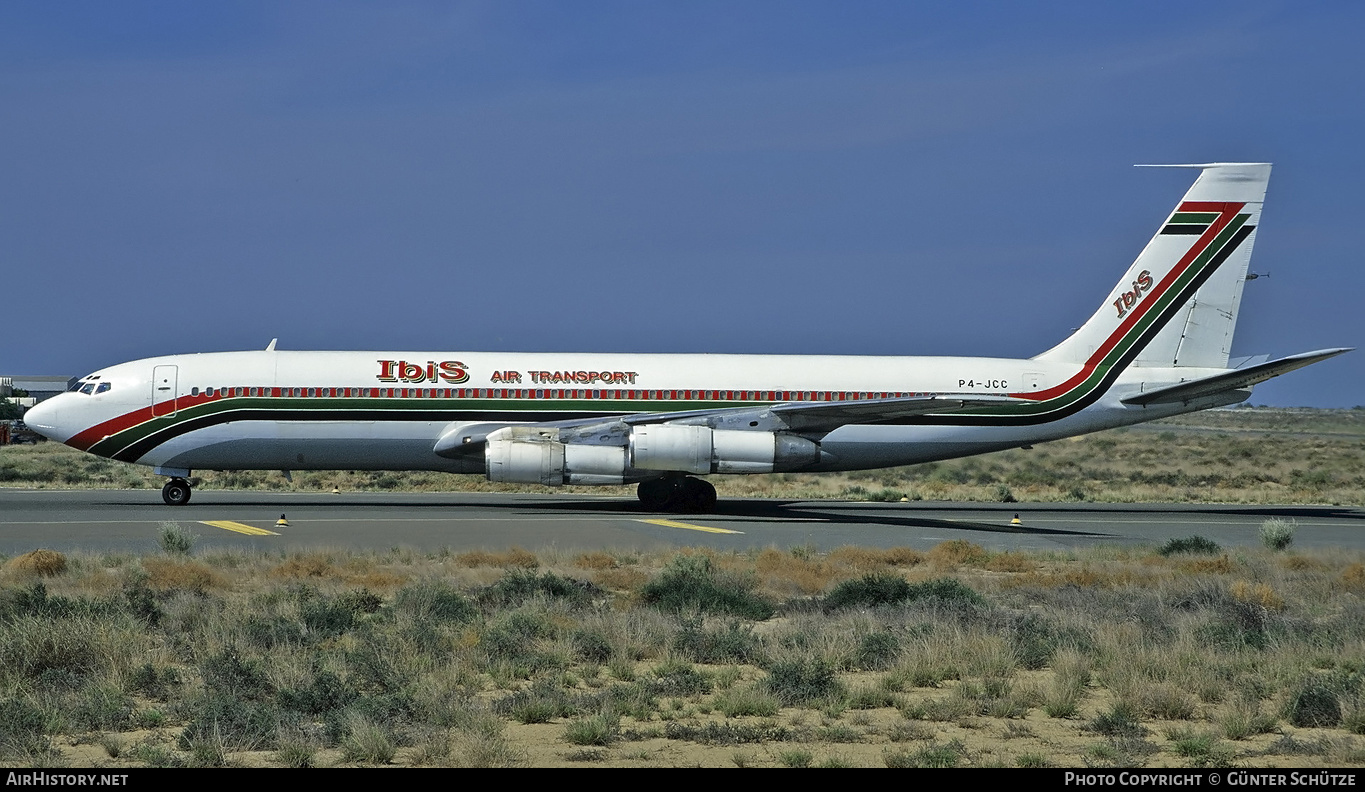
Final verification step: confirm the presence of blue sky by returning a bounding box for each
[3,1,1361,406]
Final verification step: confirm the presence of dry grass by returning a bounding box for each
[0,540,1350,767]
[455,548,540,569]
[573,552,619,571]
[5,549,67,577]
[927,540,990,569]
[827,546,925,570]
[1230,580,1285,610]
[141,557,225,593]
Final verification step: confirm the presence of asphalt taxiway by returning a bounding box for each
[1,488,1361,555]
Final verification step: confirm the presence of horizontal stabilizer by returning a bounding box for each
[1121,348,1352,406]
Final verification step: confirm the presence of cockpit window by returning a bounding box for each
[95,383,111,394]
[71,374,101,393]
[79,383,96,395]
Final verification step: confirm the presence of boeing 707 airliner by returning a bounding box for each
[25,163,1350,511]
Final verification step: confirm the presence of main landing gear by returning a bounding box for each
[162,478,192,506]
[637,477,717,514]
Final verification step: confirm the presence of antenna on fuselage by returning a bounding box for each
[265,338,278,351]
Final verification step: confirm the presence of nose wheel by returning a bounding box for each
[637,477,717,514]
[162,478,192,506]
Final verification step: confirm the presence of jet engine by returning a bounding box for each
[629,424,820,474]
[483,424,820,485]
[484,427,626,485]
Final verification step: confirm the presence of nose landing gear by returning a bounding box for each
[162,478,192,506]
[637,477,717,514]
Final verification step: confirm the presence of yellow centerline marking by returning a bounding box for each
[200,520,280,536]
[638,518,744,535]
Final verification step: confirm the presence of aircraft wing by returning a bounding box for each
[616,394,1025,433]
[1120,348,1353,406]
[433,393,1027,457]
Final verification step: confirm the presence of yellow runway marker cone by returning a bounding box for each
[1010,513,1022,525]
[276,514,289,527]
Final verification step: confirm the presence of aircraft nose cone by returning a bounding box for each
[21,397,62,440]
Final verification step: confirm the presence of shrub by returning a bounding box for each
[275,739,317,769]
[0,614,104,677]
[1088,704,1146,738]
[906,577,987,608]
[0,697,49,745]
[640,555,774,620]
[243,615,306,649]
[1008,613,1062,670]
[128,663,181,699]
[884,739,968,768]
[5,550,67,577]
[764,658,844,706]
[496,680,577,724]
[713,686,780,718]
[663,721,790,744]
[1285,678,1342,728]
[71,685,136,731]
[824,574,984,611]
[394,581,478,623]
[1260,518,1296,551]
[200,650,273,701]
[479,611,562,675]
[340,714,396,764]
[652,659,712,697]
[571,628,614,664]
[1158,536,1221,556]
[852,631,900,670]
[564,713,618,746]
[299,589,381,637]
[277,671,358,718]
[158,522,196,555]
[478,569,597,608]
[673,618,762,664]
[824,573,910,610]
[178,694,281,751]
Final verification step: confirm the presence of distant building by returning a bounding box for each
[1,375,77,407]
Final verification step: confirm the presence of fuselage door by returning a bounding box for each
[152,365,178,417]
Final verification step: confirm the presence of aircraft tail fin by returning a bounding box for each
[1034,163,1270,370]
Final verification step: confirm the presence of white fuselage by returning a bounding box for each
[30,349,1237,478]
[29,165,1306,489]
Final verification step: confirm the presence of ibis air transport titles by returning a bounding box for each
[24,164,1350,511]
